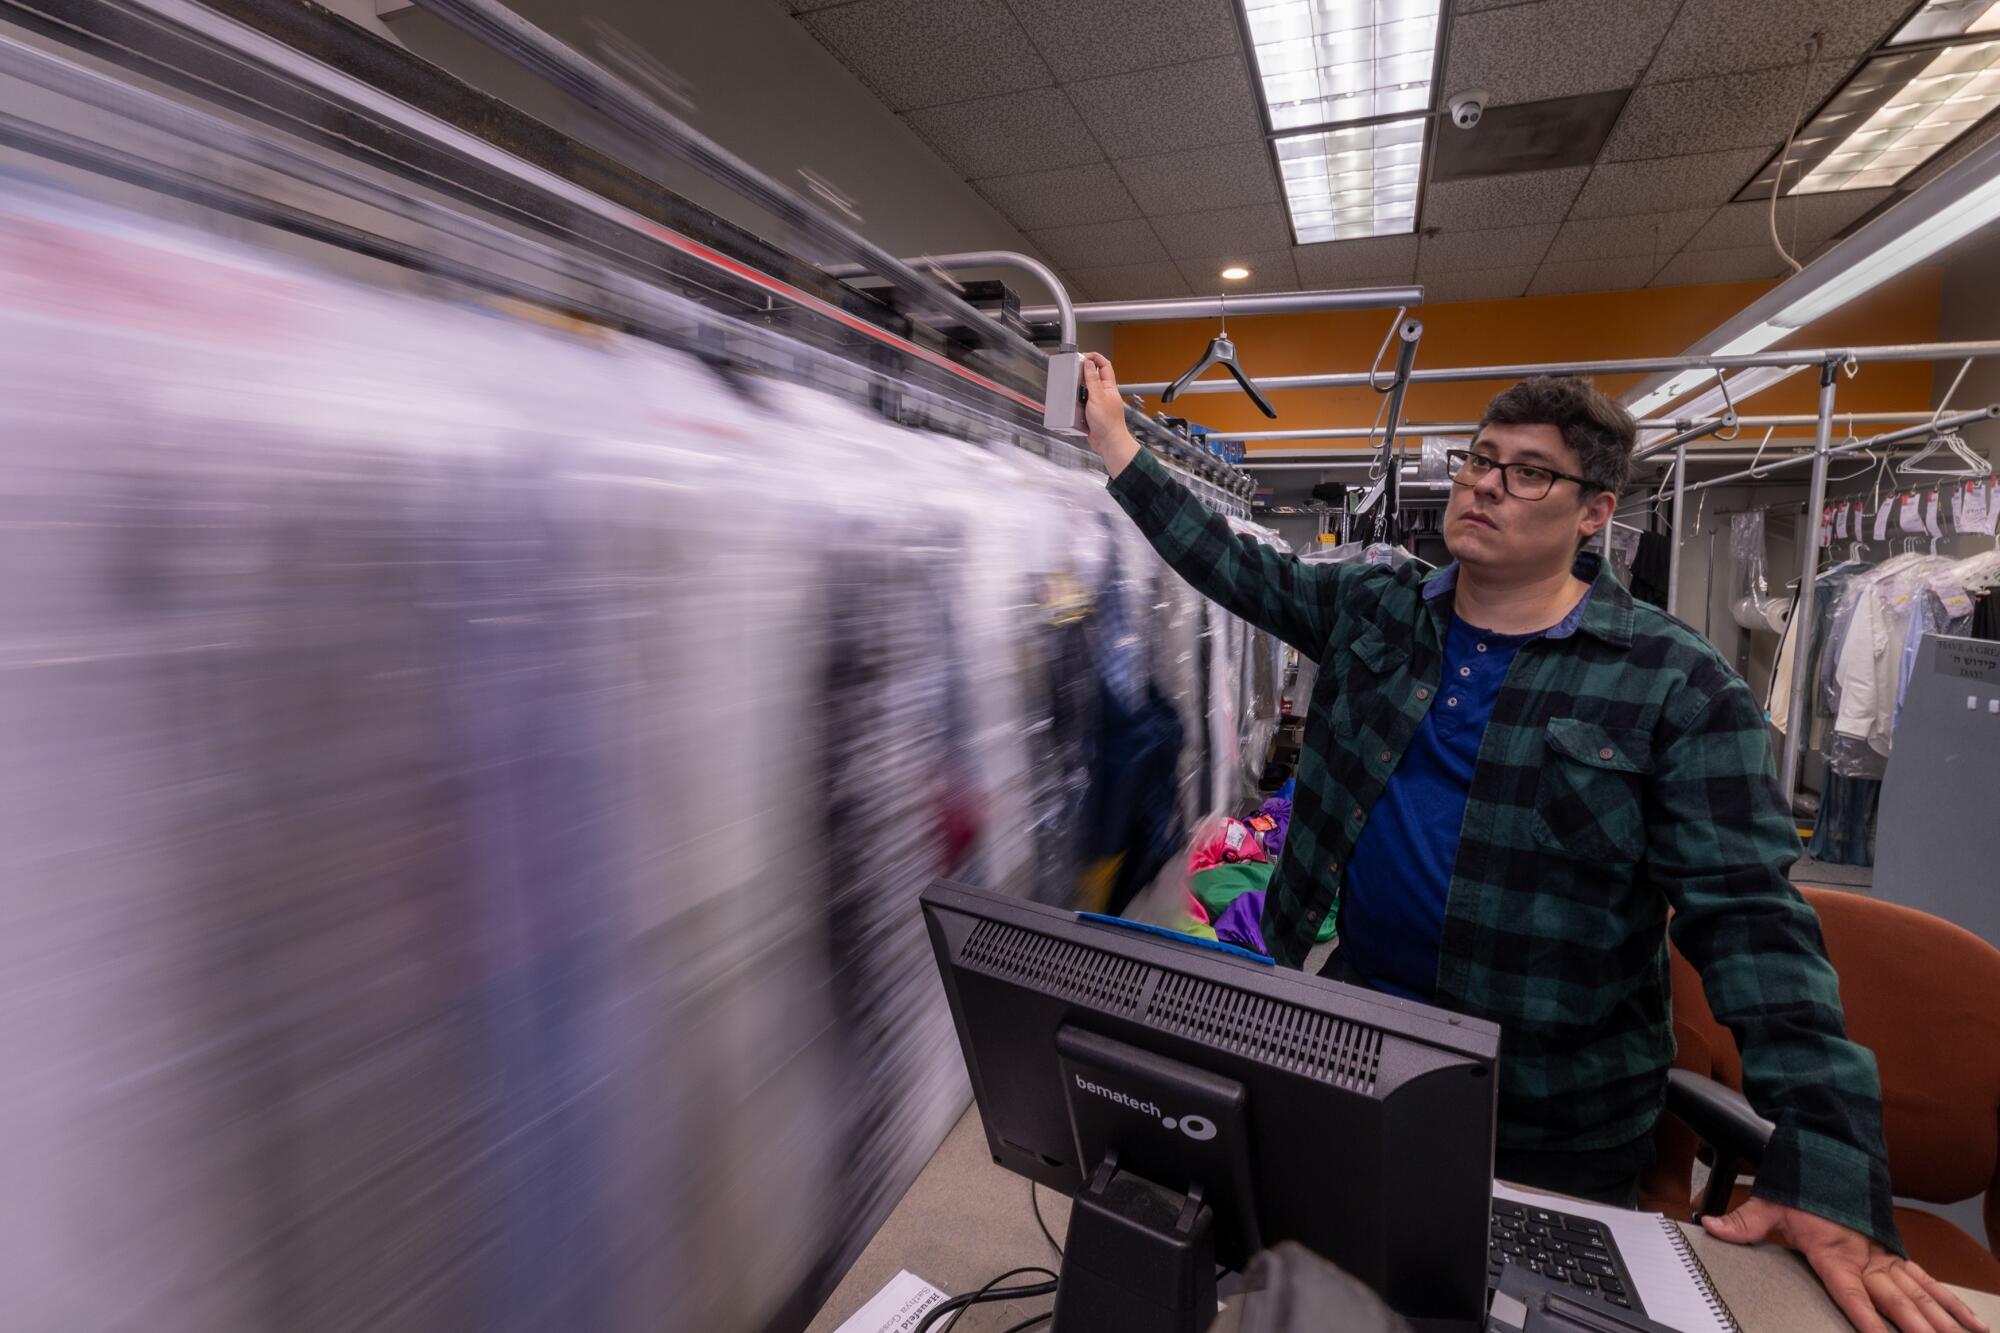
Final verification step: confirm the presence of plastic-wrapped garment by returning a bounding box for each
[1729,511,1790,634]
[1892,583,1973,738]
[1206,603,1246,813]
[0,178,1261,1333]
[1818,564,1885,720]
[1226,520,1288,792]
[1828,556,1950,775]
[1157,568,1209,828]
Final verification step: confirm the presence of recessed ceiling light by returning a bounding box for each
[1221,265,1252,280]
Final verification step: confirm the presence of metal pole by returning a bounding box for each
[1667,444,1688,619]
[1120,340,2000,397]
[1021,286,1423,325]
[1779,362,1840,815]
[824,250,1077,348]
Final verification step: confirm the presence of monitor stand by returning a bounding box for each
[1051,1153,1217,1333]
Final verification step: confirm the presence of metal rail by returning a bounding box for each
[404,0,1046,365]
[823,250,1077,349]
[1123,340,2000,398]
[1674,406,2000,498]
[1211,411,1957,444]
[1020,285,1424,326]
[20,0,1251,492]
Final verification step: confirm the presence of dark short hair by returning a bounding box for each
[1477,375,1636,497]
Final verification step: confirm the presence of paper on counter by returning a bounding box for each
[832,1270,950,1333]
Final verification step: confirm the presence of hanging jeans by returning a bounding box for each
[1807,772,1880,866]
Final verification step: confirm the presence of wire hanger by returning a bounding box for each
[1897,427,1992,477]
[1161,291,1278,419]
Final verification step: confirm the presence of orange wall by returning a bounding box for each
[1113,269,1943,448]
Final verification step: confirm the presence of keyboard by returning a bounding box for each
[1488,1196,1646,1316]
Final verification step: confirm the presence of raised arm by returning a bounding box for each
[1081,352,1342,657]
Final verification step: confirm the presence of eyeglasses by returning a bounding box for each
[1444,448,1594,501]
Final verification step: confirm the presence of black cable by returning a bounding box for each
[1000,1315,1052,1333]
[1030,1181,1063,1260]
[912,1267,1058,1333]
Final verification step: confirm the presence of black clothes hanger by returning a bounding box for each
[1160,295,1278,419]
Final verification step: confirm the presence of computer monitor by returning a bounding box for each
[920,880,1501,1332]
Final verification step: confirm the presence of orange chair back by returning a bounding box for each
[1663,888,2000,1248]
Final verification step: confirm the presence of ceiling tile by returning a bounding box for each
[1454,0,1544,9]
[903,93,1101,178]
[1419,223,1558,274]
[1421,267,1539,303]
[1069,260,1193,301]
[973,162,1141,229]
[1064,56,1264,160]
[1115,143,1280,215]
[1568,147,1772,219]
[1420,167,1590,230]
[1543,209,1714,263]
[1900,112,2000,193]
[1150,203,1293,260]
[1651,245,1791,288]
[1527,254,1662,296]
[1024,218,1168,269]
[1294,234,1421,285]
[1682,189,1893,252]
[799,0,1052,112]
[1176,250,1300,295]
[1006,0,1242,82]
[1601,62,1849,163]
[1441,0,1677,107]
[785,0,854,9]
[1647,0,1916,83]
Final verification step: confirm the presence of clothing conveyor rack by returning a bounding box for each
[0,0,1255,508]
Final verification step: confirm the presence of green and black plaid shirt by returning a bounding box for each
[1109,446,1900,1252]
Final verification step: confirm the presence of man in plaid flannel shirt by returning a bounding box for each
[1080,353,1983,1333]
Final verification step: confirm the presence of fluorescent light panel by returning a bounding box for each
[1893,0,2000,45]
[1274,117,1426,241]
[1243,0,1441,242]
[1740,12,2000,200]
[1244,0,1441,130]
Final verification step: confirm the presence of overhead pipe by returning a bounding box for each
[1021,285,1424,326]
[1122,340,2000,397]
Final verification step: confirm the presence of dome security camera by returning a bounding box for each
[1448,90,1489,130]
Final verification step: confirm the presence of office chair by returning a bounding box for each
[1641,888,2000,1294]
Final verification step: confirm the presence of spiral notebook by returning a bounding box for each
[1493,1184,1741,1333]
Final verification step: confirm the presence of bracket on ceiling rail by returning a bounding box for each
[1369,316,1424,541]
[1711,369,1742,440]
